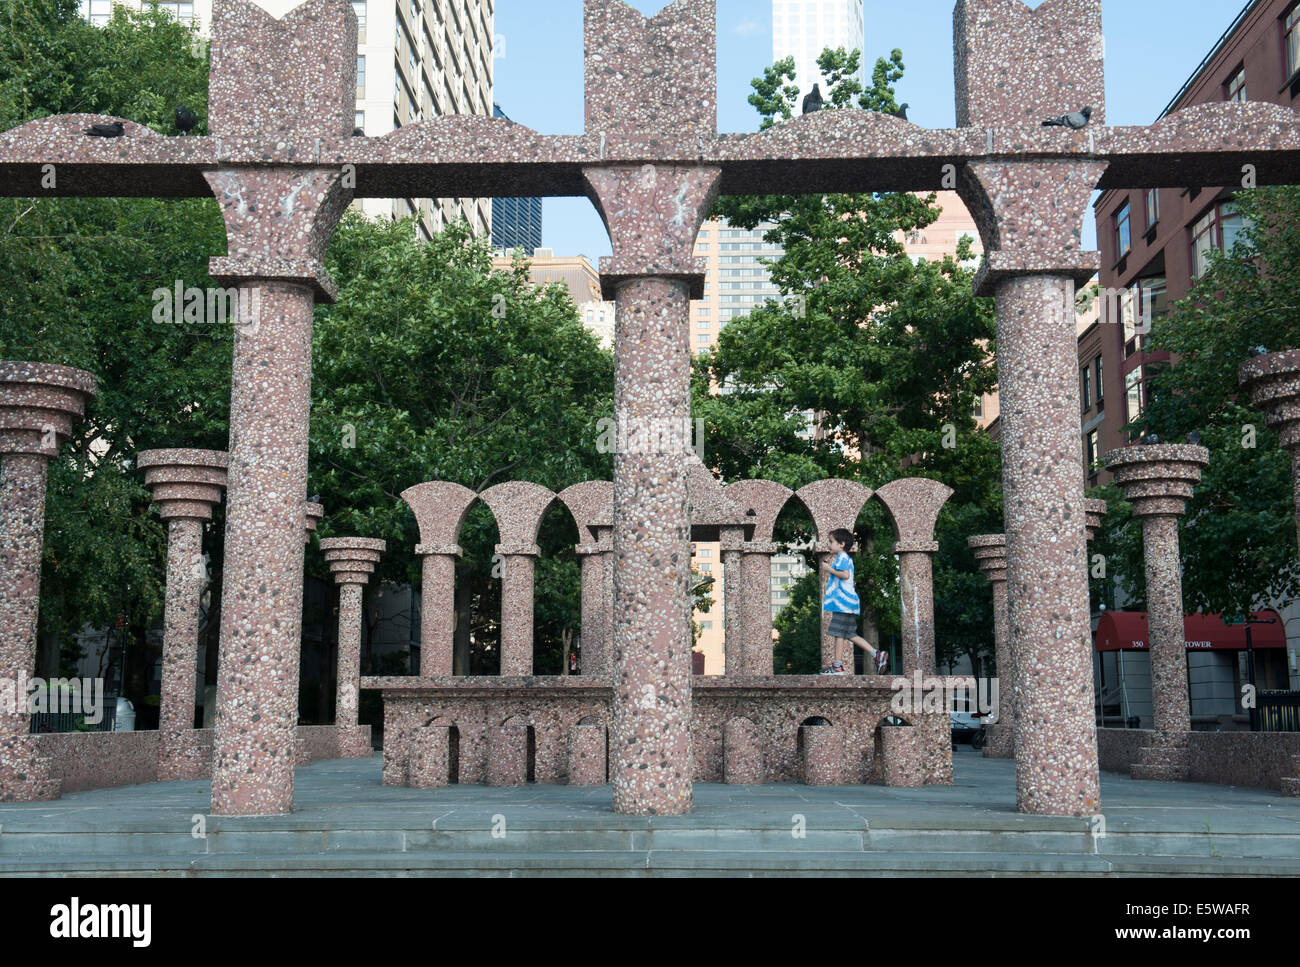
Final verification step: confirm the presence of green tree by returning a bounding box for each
[699,46,1002,672]
[1126,186,1300,617]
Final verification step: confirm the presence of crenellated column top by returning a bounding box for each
[967,534,1007,584]
[0,361,98,459]
[1084,498,1109,542]
[319,536,386,586]
[303,501,325,545]
[1104,445,1209,518]
[1240,349,1300,450]
[138,449,229,521]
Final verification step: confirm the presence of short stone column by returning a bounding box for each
[800,723,843,785]
[574,537,613,676]
[319,537,386,758]
[1106,444,1209,780]
[880,726,924,787]
[876,479,954,676]
[486,725,529,786]
[0,361,97,803]
[968,534,1012,758]
[1240,350,1300,553]
[795,479,874,674]
[739,542,779,676]
[567,724,606,785]
[138,449,229,782]
[495,542,540,676]
[723,718,763,784]
[720,526,746,676]
[402,481,478,677]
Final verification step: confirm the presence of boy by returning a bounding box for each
[821,529,890,675]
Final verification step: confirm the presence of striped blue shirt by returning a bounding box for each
[823,552,860,614]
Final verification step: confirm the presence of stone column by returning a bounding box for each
[402,481,478,678]
[496,542,540,676]
[876,479,953,677]
[0,362,96,802]
[1105,444,1209,780]
[795,479,874,675]
[720,526,745,676]
[138,449,229,782]
[969,534,1011,758]
[319,537,386,758]
[1240,350,1300,553]
[597,525,615,675]
[559,481,615,677]
[202,0,357,815]
[739,543,779,676]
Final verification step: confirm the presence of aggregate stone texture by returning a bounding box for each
[1083,498,1108,542]
[969,534,1013,759]
[0,361,96,802]
[722,717,763,785]
[801,725,845,786]
[567,724,608,786]
[1105,445,1209,748]
[486,726,530,787]
[796,479,874,672]
[684,456,750,529]
[483,482,557,677]
[402,481,477,677]
[881,726,926,788]
[992,276,1099,816]
[138,449,229,782]
[302,501,324,546]
[739,543,780,677]
[319,537,386,749]
[208,282,319,817]
[559,481,615,677]
[408,726,452,789]
[367,677,950,789]
[584,0,716,157]
[954,0,1105,130]
[1240,349,1300,554]
[875,479,952,676]
[720,526,745,676]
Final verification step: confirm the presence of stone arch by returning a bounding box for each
[872,478,954,548]
[500,714,536,784]
[421,715,460,785]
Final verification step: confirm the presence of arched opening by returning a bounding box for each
[459,501,500,675]
[503,714,537,783]
[535,501,581,676]
[426,715,460,784]
[770,498,817,674]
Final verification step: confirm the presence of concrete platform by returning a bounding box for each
[0,747,1297,877]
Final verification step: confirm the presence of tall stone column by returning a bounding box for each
[1240,350,1300,553]
[1105,444,1208,780]
[319,537,385,758]
[403,482,478,677]
[0,362,96,802]
[202,0,357,816]
[726,480,793,679]
[969,535,1011,757]
[721,526,745,676]
[559,481,614,677]
[138,449,229,782]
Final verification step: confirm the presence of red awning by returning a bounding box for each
[1095,611,1286,652]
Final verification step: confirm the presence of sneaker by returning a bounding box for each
[875,650,890,675]
[819,666,837,676]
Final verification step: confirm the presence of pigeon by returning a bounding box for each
[1249,345,1270,357]
[85,121,125,138]
[352,127,365,137]
[1143,434,1161,446]
[308,494,321,504]
[1042,106,1092,130]
[892,103,909,121]
[175,105,197,135]
[802,83,824,115]
[1187,430,1202,446]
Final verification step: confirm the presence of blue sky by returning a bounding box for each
[492,0,1251,259]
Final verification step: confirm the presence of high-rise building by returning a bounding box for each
[78,0,495,241]
[771,0,865,99]
[491,105,543,256]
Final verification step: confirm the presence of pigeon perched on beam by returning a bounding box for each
[891,103,909,121]
[175,105,197,135]
[1249,345,1270,357]
[85,121,125,138]
[1042,106,1092,129]
[802,83,823,115]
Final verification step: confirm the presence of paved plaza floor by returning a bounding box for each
[1,747,1297,876]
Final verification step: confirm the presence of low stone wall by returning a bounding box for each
[1098,727,1300,790]
[35,724,363,795]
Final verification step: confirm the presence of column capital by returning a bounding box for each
[894,540,940,555]
[1105,445,1209,518]
[575,542,612,557]
[320,537,386,586]
[0,361,97,460]
[719,525,747,554]
[416,543,462,557]
[495,542,540,558]
[741,541,781,555]
[138,449,229,521]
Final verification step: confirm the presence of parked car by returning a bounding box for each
[951,709,985,750]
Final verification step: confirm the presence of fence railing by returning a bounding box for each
[30,707,116,734]
[1258,691,1300,733]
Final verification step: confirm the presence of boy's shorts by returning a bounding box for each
[827,612,859,639]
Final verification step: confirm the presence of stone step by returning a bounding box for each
[1,850,1297,878]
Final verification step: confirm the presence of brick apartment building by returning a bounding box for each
[1086,0,1300,486]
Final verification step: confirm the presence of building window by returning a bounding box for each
[700,564,712,573]
[700,621,713,630]
[82,0,112,25]
[973,397,984,419]
[1225,65,1247,102]
[1081,366,1091,412]
[355,110,364,130]
[697,244,710,252]
[356,55,366,90]
[1125,368,1144,426]
[1095,356,1104,405]
[697,336,711,345]
[1144,189,1159,231]
[1191,202,1249,279]
[351,0,366,31]
[1114,201,1131,259]
[698,230,710,240]
[1085,429,1099,473]
[153,2,196,25]
[697,321,710,330]
[1287,4,1300,80]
